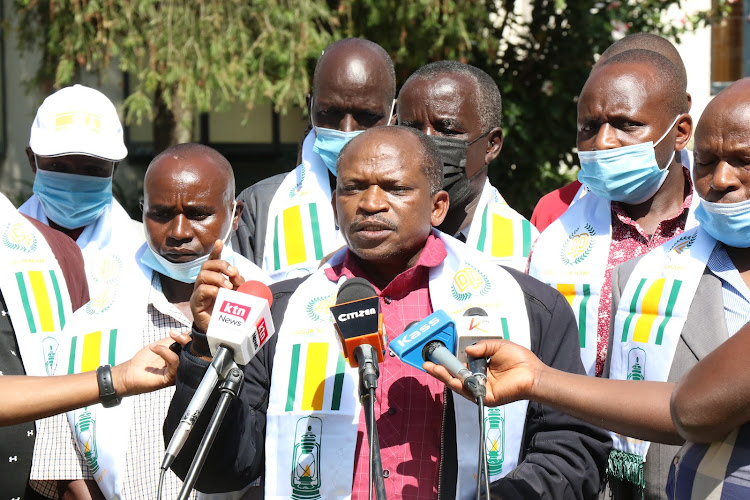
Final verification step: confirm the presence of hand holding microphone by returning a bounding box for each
[424,339,542,407]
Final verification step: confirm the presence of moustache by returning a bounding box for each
[349,216,398,232]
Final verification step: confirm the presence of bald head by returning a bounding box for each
[146,143,235,203]
[594,49,687,116]
[598,33,687,92]
[694,77,750,155]
[402,61,502,131]
[312,38,396,100]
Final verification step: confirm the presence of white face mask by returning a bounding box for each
[140,201,236,283]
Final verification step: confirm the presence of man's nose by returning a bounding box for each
[592,123,620,150]
[168,214,193,242]
[359,185,388,213]
[710,160,741,194]
[340,114,358,133]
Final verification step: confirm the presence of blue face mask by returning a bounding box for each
[312,127,363,176]
[695,196,750,248]
[577,116,679,204]
[309,96,394,176]
[33,167,113,229]
[140,203,236,283]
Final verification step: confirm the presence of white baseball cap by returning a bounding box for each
[29,84,128,161]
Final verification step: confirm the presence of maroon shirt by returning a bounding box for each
[324,234,447,499]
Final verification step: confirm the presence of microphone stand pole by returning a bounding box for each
[177,349,244,500]
[354,345,387,500]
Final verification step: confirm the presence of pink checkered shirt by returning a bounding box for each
[324,234,448,499]
[595,168,694,376]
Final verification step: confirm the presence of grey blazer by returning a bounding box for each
[602,256,729,500]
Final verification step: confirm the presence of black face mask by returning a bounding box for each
[429,135,479,208]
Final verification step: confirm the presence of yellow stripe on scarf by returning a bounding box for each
[301,343,328,411]
[633,279,666,343]
[491,215,514,258]
[283,205,306,266]
[81,331,102,373]
[28,270,54,332]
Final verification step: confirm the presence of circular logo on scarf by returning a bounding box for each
[85,289,115,315]
[451,263,491,302]
[666,232,697,261]
[306,294,336,323]
[89,254,123,286]
[2,221,38,253]
[561,224,595,266]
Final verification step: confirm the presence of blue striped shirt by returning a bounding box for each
[706,243,750,336]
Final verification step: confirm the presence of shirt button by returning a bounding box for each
[383,469,390,478]
[387,407,397,415]
[383,296,392,304]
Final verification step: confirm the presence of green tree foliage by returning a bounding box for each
[15,0,720,214]
[15,0,337,152]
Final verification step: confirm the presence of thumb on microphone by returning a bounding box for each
[424,339,542,407]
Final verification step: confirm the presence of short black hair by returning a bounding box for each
[337,125,443,195]
[148,143,235,200]
[402,60,502,131]
[312,38,396,100]
[596,48,688,116]
[598,32,687,92]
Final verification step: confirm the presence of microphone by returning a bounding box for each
[455,308,492,398]
[331,277,385,366]
[161,280,276,471]
[390,311,483,399]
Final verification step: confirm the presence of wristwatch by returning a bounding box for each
[96,365,122,408]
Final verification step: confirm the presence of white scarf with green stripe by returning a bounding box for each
[53,251,151,499]
[265,231,531,499]
[0,192,73,378]
[607,226,716,487]
[528,192,700,376]
[262,131,345,281]
[465,179,538,272]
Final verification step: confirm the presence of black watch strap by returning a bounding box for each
[97,365,122,408]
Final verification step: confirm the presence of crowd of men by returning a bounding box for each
[1,32,749,500]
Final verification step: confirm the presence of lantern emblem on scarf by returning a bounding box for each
[561,224,596,266]
[42,336,58,375]
[291,416,322,499]
[75,410,100,473]
[627,347,646,381]
[485,407,505,475]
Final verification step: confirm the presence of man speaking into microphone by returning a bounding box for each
[166,126,610,499]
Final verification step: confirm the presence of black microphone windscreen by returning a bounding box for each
[336,277,377,304]
[463,307,488,317]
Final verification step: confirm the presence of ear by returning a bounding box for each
[232,200,244,231]
[139,200,144,213]
[306,94,312,120]
[26,146,36,173]
[484,127,504,164]
[430,190,450,227]
[112,161,119,176]
[674,113,693,152]
[686,92,693,112]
